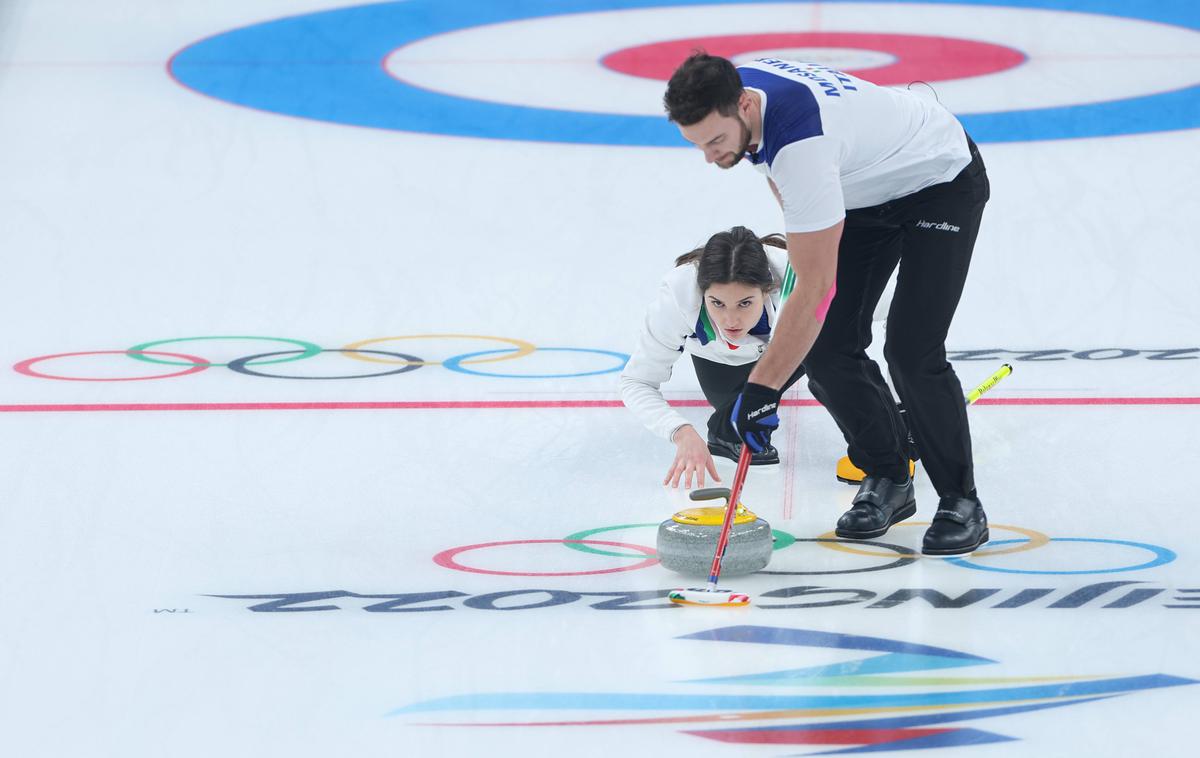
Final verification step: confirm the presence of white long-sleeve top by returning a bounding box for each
[619,247,791,441]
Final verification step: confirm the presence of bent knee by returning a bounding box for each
[884,340,947,379]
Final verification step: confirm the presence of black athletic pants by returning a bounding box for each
[692,355,806,443]
[803,136,990,499]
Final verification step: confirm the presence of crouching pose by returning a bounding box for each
[620,226,806,488]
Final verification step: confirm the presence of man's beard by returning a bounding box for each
[718,115,753,169]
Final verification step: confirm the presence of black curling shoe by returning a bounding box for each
[835,475,916,539]
[922,496,990,555]
[707,435,780,466]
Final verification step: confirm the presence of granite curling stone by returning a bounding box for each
[656,487,773,577]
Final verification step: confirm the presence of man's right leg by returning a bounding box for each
[804,216,908,481]
[804,214,916,538]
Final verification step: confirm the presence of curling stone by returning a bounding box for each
[656,487,773,577]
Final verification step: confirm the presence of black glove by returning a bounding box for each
[730,382,781,453]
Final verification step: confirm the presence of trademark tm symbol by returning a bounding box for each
[153,608,192,614]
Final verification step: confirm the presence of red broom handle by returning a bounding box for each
[706,444,753,587]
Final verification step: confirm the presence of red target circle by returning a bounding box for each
[433,539,659,576]
[602,32,1026,85]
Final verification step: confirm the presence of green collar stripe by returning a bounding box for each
[698,305,716,341]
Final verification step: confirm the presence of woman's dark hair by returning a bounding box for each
[675,227,783,293]
[664,53,743,126]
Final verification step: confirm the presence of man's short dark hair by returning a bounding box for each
[663,53,743,126]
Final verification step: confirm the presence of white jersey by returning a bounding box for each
[619,247,790,441]
[738,58,971,233]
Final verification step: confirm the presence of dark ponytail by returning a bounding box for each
[674,226,783,292]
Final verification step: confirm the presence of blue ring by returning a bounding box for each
[442,347,629,379]
[945,537,1176,575]
[168,0,1200,145]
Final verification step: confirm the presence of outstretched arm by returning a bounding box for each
[748,221,842,388]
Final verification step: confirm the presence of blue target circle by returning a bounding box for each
[168,0,1200,144]
[945,537,1176,575]
[442,348,630,379]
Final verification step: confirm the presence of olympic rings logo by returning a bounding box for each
[12,335,630,382]
[433,522,1176,577]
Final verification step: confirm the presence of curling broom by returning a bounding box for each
[668,445,754,607]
